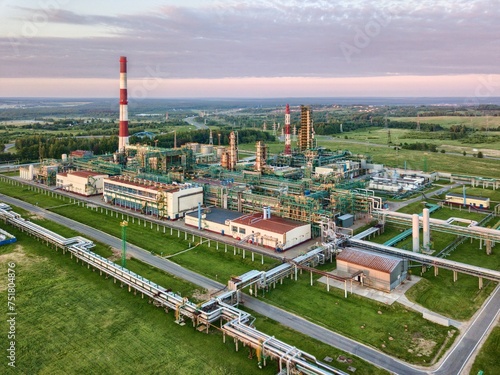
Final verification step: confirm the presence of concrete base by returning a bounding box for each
[317,272,421,305]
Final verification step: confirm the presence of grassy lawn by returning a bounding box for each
[405,269,497,321]
[252,264,456,366]
[0,219,386,375]
[470,325,500,375]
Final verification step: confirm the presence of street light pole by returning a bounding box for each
[121,220,128,267]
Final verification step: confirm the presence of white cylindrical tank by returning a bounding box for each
[200,144,213,154]
[186,143,200,153]
[62,154,68,162]
[216,146,225,158]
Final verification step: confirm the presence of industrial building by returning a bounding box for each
[185,207,242,235]
[336,248,408,292]
[445,193,490,209]
[229,209,311,251]
[103,176,203,220]
[56,170,109,196]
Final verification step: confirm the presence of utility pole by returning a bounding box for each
[121,221,128,267]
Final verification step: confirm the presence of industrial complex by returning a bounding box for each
[5,56,500,375]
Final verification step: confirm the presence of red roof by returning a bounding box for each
[336,248,401,273]
[231,213,306,234]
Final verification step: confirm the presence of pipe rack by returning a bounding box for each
[373,209,500,243]
[0,202,344,375]
[349,238,500,282]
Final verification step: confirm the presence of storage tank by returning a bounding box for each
[186,143,200,153]
[61,154,68,162]
[216,146,226,158]
[200,144,213,154]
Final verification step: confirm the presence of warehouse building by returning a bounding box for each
[56,170,109,196]
[336,248,407,292]
[445,193,490,209]
[103,176,203,220]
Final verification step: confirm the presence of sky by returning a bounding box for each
[1,0,500,98]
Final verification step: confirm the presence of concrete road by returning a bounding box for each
[2,193,499,375]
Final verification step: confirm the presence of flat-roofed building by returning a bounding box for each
[336,248,407,292]
[229,210,311,251]
[56,170,109,196]
[185,207,242,235]
[103,176,203,220]
[445,193,490,209]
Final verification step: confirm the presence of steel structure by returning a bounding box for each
[349,239,500,282]
[373,210,500,243]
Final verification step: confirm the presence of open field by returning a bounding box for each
[390,116,500,129]
[239,139,500,177]
[0,216,387,374]
[470,325,500,375]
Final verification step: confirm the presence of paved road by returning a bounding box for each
[184,115,208,130]
[2,193,499,375]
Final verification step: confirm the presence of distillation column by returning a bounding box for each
[284,104,291,155]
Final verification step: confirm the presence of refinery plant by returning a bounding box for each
[5,56,500,375]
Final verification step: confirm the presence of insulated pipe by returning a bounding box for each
[412,214,419,252]
[119,56,129,152]
[422,208,430,250]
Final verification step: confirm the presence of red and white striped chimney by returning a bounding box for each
[119,56,129,152]
[284,104,291,155]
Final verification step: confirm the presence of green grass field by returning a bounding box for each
[405,270,496,321]
[0,218,387,375]
[470,325,500,375]
[390,116,500,129]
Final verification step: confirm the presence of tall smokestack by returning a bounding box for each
[284,104,291,155]
[119,56,129,152]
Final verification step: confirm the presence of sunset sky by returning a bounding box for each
[1,0,500,98]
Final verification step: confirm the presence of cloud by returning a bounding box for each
[1,0,499,81]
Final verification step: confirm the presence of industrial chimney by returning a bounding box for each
[119,56,129,152]
[284,104,291,155]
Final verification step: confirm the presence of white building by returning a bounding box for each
[103,176,203,220]
[56,170,109,196]
[229,209,311,251]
